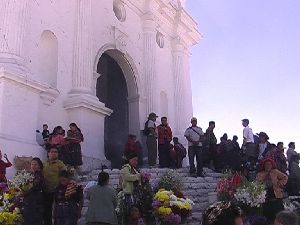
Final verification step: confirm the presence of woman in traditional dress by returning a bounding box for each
[22,158,45,225]
[65,123,83,167]
[256,158,288,224]
[119,153,141,225]
[47,126,67,161]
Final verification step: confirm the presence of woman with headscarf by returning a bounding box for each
[202,201,243,225]
[65,123,83,167]
[256,158,288,223]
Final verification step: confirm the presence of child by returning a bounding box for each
[54,170,83,225]
[42,124,50,140]
[173,137,187,168]
[124,135,141,158]
[0,150,12,184]
[129,206,146,225]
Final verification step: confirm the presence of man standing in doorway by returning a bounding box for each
[242,119,256,161]
[145,113,158,166]
[184,117,205,177]
[157,117,173,168]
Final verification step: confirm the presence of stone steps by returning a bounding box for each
[78,167,221,225]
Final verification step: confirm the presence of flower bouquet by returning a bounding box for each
[216,172,242,201]
[152,189,194,225]
[9,170,34,193]
[0,188,22,224]
[234,181,266,216]
[156,170,183,192]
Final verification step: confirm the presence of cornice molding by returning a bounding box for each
[63,94,113,116]
[0,67,49,93]
[125,0,201,47]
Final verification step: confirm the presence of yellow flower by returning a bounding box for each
[157,206,172,216]
[0,211,21,225]
[154,190,173,202]
[3,193,13,201]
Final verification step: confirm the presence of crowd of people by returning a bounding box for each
[37,123,84,168]
[141,113,300,224]
[0,122,85,225]
[0,147,82,225]
[0,114,299,225]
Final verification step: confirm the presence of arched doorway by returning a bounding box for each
[96,50,140,168]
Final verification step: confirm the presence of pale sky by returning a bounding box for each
[186,0,300,149]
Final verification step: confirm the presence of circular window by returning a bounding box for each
[113,1,126,22]
[156,32,164,48]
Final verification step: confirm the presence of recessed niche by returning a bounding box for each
[156,31,164,48]
[113,1,126,22]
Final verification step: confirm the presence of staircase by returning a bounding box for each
[78,167,222,225]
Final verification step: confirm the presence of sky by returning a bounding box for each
[186,0,300,149]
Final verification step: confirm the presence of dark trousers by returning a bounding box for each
[158,143,171,168]
[54,202,79,225]
[188,146,203,175]
[147,136,157,166]
[43,192,54,225]
[263,198,284,223]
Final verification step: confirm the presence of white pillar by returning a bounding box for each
[172,39,191,135]
[70,0,93,94]
[64,0,113,170]
[143,14,157,116]
[0,0,30,73]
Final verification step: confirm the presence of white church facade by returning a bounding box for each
[0,0,200,172]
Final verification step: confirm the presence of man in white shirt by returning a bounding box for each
[242,119,257,160]
[184,117,205,177]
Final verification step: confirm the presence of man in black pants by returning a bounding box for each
[184,117,205,177]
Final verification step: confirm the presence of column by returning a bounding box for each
[172,39,189,134]
[143,14,157,115]
[64,0,113,169]
[0,0,30,73]
[69,0,93,94]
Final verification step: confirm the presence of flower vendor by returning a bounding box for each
[119,153,141,224]
[53,170,83,225]
[256,158,288,224]
[86,170,118,225]
[22,157,45,225]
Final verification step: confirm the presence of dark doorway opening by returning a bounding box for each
[96,53,129,168]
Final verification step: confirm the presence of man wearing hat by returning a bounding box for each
[144,113,158,166]
[184,117,205,177]
[242,119,256,160]
[258,132,272,160]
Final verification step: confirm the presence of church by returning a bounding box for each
[0,0,200,172]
